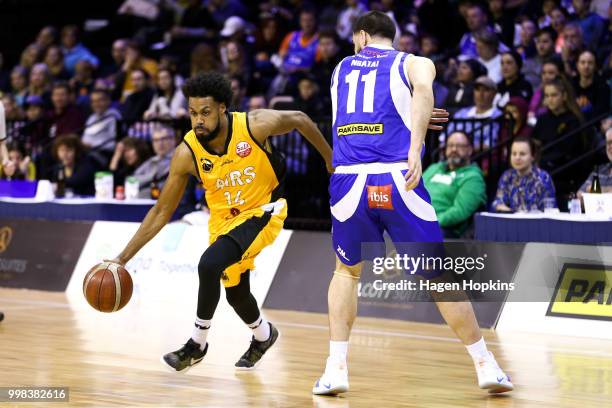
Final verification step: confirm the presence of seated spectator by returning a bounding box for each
[2,94,25,121]
[50,134,97,196]
[311,30,344,93]
[132,126,175,198]
[60,25,99,74]
[48,82,86,137]
[560,22,584,76]
[294,74,328,117]
[496,51,533,107]
[499,96,532,154]
[573,49,611,121]
[516,18,537,59]
[247,94,267,112]
[423,131,487,238]
[447,76,502,150]
[121,69,154,125]
[0,141,35,180]
[25,63,52,107]
[528,57,564,125]
[523,27,558,89]
[578,128,612,195]
[109,136,152,187]
[475,28,502,82]
[397,31,419,54]
[82,90,121,156]
[70,60,96,106]
[492,137,555,212]
[550,6,569,53]
[444,59,487,113]
[419,34,442,61]
[23,95,50,159]
[572,0,605,46]
[43,46,70,81]
[34,26,57,55]
[190,43,220,77]
[10,66,29,108]
[144,69,187,120]
[460,4,508,58]
[99,39,127,81]
[114,40,158,102]
[221,39,251,88]
[19,43,43,71]
[336,0,368,41]
[229,76,247,111]
[254,16,284,62]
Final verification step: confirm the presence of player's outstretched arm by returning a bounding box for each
[404,55,436,190]
[110,144,192,265]
[248,109,334,173]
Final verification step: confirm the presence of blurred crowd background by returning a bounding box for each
[0,0,610,235]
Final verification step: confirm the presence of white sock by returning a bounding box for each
[329,341,348,365]
[466,337,489,362]
[191,317,211,351]
[248,316,271,342]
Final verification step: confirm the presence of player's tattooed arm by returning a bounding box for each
[248,109,334,173]
[110,145,193,265]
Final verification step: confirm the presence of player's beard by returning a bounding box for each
[195,120,221,143]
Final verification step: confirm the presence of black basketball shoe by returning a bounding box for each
[161,338,208,372]
[235,323,279,370]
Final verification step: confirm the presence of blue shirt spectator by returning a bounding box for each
[61,25,99,74]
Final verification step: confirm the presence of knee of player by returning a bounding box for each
[197,255,224,279]
[334,261,362,280]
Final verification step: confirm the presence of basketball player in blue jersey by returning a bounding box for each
[313,11,514,395]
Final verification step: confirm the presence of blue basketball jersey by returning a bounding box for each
[330,44,414,166]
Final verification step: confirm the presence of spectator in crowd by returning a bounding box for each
[460,4,508,58]
[132,126,175,198]
[10,66,29,108]
[560,22,585,76]
[82,90,121,156]
[444,59,487,114]
[25,63,52,107]
[423,131,487,238]
[0,141,35,180]
[99,39,127,80]
[23,95,50,159]
[499,96,533,149]
[573,49,611,121]
[190,43,220,77]
[448,76,503,150]
[109,136,152,188]
[496,51,533,107]
[121,69,155,125]
[254,16,284,61]
[419,34,442,61]
[522,27,558,89]
[572,0,606,46]
[336,0,368,41]
[229,76,247,111]
[488,0,515,48]
[34,26,58,55]
[1,94,24,121]
[60,25,99,74]
[144,69,187,120]
[294,74,327,117]
[19,44,43,70]
[43,46,70,81]
[528,57,564,124]
[397,31,419,54]
[475,28,502,82]
[516,18,537,58]
[70,60,96,105]
[492,137,556,212]
[221,40,251,87]
[578,128,612,195]
[533,78,585,196]
[115,40,158,101]
[550,7,569,53]
[48,82,86,137]
[219,16,247,44]
[50,134,97,196]
[247,94,267,111]
[311,30,344,91]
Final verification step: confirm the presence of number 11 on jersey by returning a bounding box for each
[345,69,377,114]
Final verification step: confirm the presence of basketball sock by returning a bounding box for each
[191,317,211,351]
[329,341,348,365]
[248,316,271,342]
[466,337,489,362]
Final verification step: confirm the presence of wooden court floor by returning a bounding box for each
[1,287,611,408]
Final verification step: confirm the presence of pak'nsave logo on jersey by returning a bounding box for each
[337,123,384,136]
[546,264,612,321]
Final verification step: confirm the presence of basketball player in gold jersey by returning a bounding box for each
[108,72,333,371]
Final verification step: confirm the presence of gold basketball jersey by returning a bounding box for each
[183,112,286,236]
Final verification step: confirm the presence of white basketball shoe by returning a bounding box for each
[474,351,514,393]
[312,357,349,395]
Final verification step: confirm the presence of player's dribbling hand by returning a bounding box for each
[428,108,449,131]
[405,151,422,191]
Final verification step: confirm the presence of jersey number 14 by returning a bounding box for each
[345,69,377,114]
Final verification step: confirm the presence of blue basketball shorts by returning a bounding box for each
[330,162,443,266]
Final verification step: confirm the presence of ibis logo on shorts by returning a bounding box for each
[546,264,612,321]
[337,123,384,136]
[367,185,393,210]
[0,226,12,253]
[236,141,252,157]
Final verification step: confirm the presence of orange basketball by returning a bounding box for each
[83,262,133,312]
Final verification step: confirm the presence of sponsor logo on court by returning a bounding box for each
[0,227,12,253]
[367,185,393,210]
[546,264,612,321]
[337,123,383,136]
[236,141,252,157]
